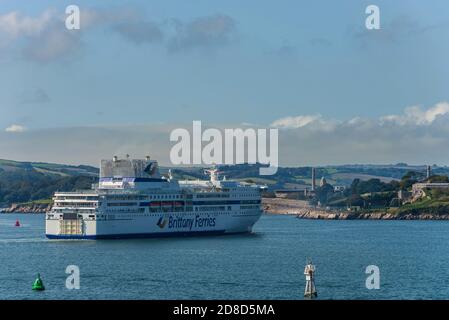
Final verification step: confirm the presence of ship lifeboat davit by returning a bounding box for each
[15,220,20,227]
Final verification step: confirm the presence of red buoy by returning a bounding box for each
[15,220,20,227]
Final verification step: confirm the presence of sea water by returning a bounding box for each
[1,213,448,300]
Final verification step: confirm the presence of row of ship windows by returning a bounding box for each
[97,211,255,219]
[54,196,98,200]
[196,194,230,198]
[197,194,258,198]
[107,194,258,200]
[55,192,259,202]
[48,210,258,220]
[53,203,260,210]
[102,211,256,218]
[105,194,191,201]
[55,200,260,208]
[51,206,260,215]
[55,202,98,207]
[240,205,261,210]
[104,206,260,213]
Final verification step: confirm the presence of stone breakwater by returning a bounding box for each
[1,203,51,214]
[262,198,449,220]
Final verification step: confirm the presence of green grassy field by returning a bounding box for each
[391,198,449,216]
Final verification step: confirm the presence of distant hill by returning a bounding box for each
[1,158,448,207]
[0,159,98,177]
[0,159,98,206]
[170,163,449,190]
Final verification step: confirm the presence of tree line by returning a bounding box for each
[0,170,96,205]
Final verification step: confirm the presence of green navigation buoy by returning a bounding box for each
[32,273,45,291]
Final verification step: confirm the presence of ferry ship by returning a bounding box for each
[45,156,264,239]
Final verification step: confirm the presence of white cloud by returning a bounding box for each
[0,7,153,62]
[272,102,449,130]
[268,102,449,165]
[0,9,80,62]
[5,124,27,133]
[270,114,339,132]
[2,102,449,166]
[380,102,449,125]
[271,114,322,128]
[22,27,80,62]
[0,8,236,62]
[0,10,55,39]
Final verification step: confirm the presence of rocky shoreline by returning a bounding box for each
[262,198,449,220]
[0,203,51,214]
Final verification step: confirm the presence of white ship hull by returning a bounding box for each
[46,211,262,239]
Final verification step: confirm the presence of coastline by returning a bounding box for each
[262,198,449,220]
[0,203,51,214]
[3,198,449,220]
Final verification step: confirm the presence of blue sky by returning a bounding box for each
[1,0,449,166]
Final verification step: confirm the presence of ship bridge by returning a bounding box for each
[98,156,179,190]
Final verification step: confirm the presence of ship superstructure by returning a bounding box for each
[45,156,264,239]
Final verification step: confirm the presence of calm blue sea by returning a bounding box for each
[0,213,448,300]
